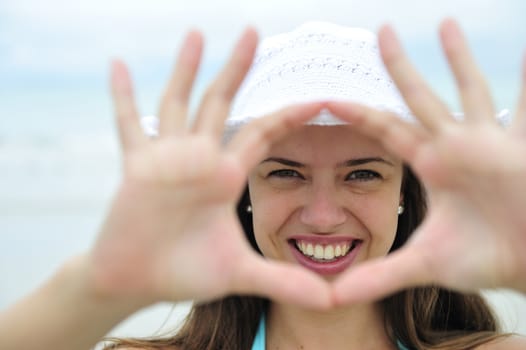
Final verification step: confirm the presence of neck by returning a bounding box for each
[266,302,395,350]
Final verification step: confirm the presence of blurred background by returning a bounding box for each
[1,0,525,343]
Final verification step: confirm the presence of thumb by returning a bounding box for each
[232,253,333,310]
[332,246,434,305]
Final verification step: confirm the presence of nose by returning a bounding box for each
[299,184,347,232]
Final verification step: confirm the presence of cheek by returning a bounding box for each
[355,194,400,254]
[250,187,295,258]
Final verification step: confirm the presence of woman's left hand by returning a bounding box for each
[327,19,526,304]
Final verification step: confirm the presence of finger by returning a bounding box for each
[327,101,427,165]
[439,19,495,122]
[233,254,332,310]
[111,60,147,152]
[227,102,326,171]
[332,247,433,305]
[511,51,526,135]
[158,31,203,136]
[378,25,452,132]
[192,28,258,137]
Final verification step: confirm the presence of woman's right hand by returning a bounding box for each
[87,29,331,309]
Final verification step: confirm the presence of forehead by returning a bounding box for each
[267,126,393,164]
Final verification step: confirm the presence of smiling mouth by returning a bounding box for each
[293,239,361,262]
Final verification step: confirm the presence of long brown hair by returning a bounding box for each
[104,167,502,350]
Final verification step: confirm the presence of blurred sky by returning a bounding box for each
[1,0,525,115]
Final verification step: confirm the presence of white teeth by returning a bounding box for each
[306,243,314,256]
[335,245,342,257]
[295,240,356,261]
[324,245,334,260]
[314,245,324,259]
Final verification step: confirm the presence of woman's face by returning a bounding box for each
[248,126,404,277]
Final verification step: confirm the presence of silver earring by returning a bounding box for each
[397,205,404,215]
[246,205,252,213]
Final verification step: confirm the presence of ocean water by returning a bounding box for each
[1,82,526,343]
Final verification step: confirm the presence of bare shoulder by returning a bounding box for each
[475,335,526,350]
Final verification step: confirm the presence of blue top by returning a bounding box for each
[250,314,409,350]
[250,314,266,350]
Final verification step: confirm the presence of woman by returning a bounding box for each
[1,20,525,350]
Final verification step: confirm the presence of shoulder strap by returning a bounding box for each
[251,314,266,350]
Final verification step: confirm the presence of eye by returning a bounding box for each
[267,169,304,179]
[345,170,382,182]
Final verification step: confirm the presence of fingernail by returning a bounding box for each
[378,24,401,59]
[182,30,203,58]
[236,27,258,51]
[110,60,129,90]
[440,18,466,51]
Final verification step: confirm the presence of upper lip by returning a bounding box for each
[288,234,362,245]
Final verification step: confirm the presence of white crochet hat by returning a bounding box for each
[226,21,412,137]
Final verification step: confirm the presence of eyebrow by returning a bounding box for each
[261,157,394,167]
[262,157,305,167]
[339,157,395,167]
